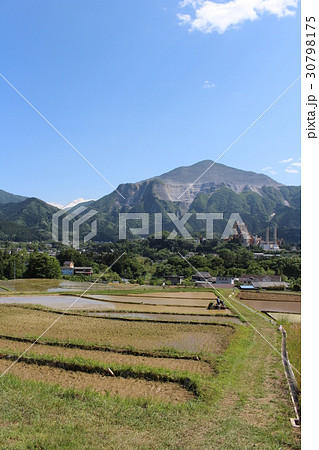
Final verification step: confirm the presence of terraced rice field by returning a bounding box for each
[135,292,217,299]
[0,338,212,375]
[268,313,301,323]
[0,290,301,448]
[0,305,234,354]
[87,311,241,324]
[0,359,194,403]
[238,291,301,314]
[238,292,301,302]
[87,294,216,308]
[0,300,231,405]
[0,295,112,309]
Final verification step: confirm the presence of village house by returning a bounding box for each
[164,275,184,285]
[73,267,93,275]
[239,274,282,284]
[238,274,289,290]
[61,261,74,276]
[216,276,235,285]
[61,261,93,276]
[251,281,289,289]
[192,272,215,283]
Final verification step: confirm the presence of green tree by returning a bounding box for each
[217,248,236,269]
[57,248,93,267]
[26,253,61,279]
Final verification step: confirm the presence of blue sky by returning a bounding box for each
[0,0,300,205]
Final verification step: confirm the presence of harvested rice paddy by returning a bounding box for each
[0,338,212,375]
[0,306,234,354]
[0,287,301,448]
[87,294,215,307]
[0,359,194,403]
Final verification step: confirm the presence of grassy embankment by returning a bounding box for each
[278,320,301,390]
[236,290,301,390]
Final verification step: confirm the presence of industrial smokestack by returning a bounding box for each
[266,227,269,244]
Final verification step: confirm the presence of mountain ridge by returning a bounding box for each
[0,161,300,243]
[0,189,28,205]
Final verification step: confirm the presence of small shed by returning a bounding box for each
[216,276,235,285]
[164,275,184,285]
[192,272,215,283]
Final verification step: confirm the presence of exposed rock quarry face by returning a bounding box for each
[112,160,283,208]
[150,180,273,206]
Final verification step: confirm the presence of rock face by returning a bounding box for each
[102,160,283,209]
[159,160,281,192]
[89,160,299,243]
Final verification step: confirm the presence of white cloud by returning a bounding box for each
[291,161,301,167]
[279,157,293,163]
[178,0,298,34]
[285,168,298,174]
[261,166,276,175]
[203,80,216,88]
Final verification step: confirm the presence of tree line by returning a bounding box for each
[0,236,301,290]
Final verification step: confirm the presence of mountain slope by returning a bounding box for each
[90,161,299,243]
[158,160,281,186]
[0,219,44,241]
[187,185,300,241]
[0,198,59,241]
[0,189,28,205]
[152,160,282,204]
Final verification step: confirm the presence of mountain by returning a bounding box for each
[0,160,301,243]
[103,160,281,209]
[0,198,58,241]
[0,219,41,241]
[154,160,282,204]
[0,189,28,205]
[89,161,300,243]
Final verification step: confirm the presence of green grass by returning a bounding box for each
[278,320,301,389]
